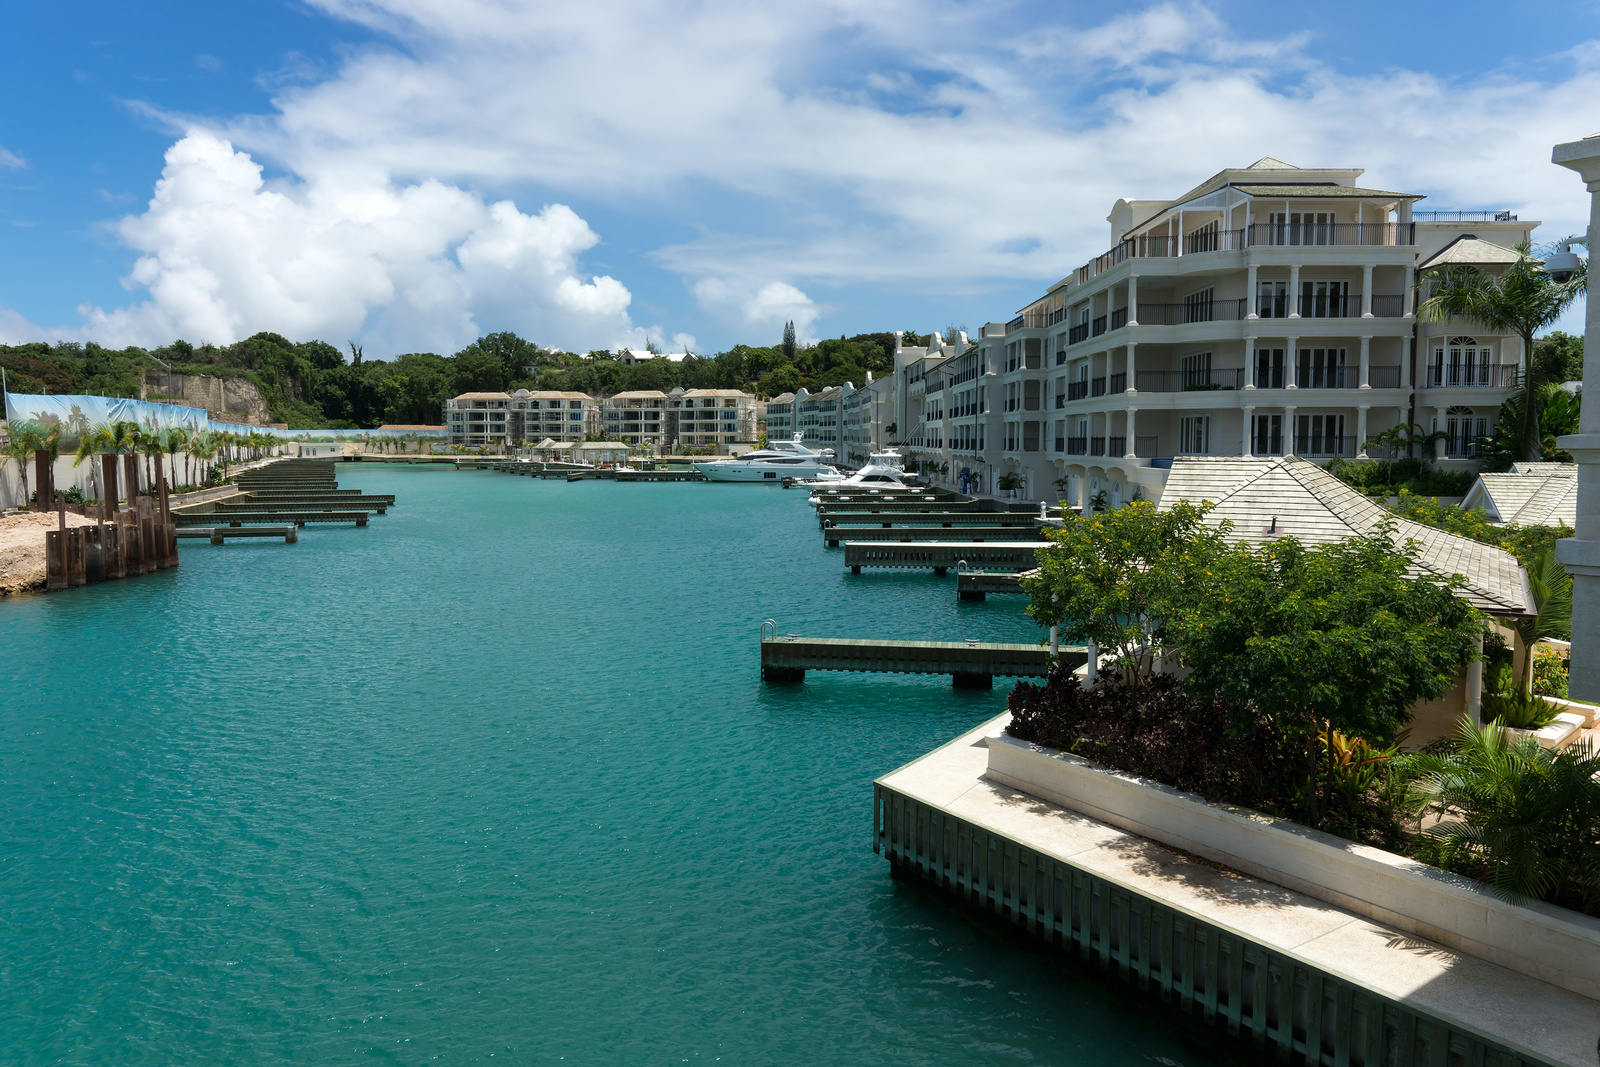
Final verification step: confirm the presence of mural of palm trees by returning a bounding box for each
[1,426,32,507]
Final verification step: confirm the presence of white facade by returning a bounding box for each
[444,390,601,448]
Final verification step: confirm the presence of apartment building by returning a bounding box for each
[444,389,601,447]
[764,384,852,453]
[901,158,1535,504]
[669,389,761,450]
[841,373,894,464]
[602,390,668,448]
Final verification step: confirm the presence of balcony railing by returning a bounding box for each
[1110,306,1129,330]
[1135,299,1248,325]
[1414,210,1517,222]
[1090,436,1107,456]
[1067,380,1089,401]
[1294,365,1356,389]
[1425,364,1521,389]
[1109,373,1127,393]
[1134,369,1246,392]
[1055,394,1066,408]
[1054,436,1064,453]
[1072,223,1416,285]
[1092,315,1107,338]
[1066,436,1088,455]
[1107,436,1127,455]
[1068,322,1090,345]
[1369,365,1403,389]
[1134,436,1160,458]
[1294,434,1357,459]
[1091,376,1107,397]
[1370,295,1405,317]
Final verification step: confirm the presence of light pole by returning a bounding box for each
[1552,132,1600,701]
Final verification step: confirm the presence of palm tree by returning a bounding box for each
[163,428,190,491]
[1511,547,1573,694]
[13,423,63,509]
[1,426,31,507]
[1419,242,1587,462]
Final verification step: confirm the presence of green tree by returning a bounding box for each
[1509,547,1573,692]
[781,321,797,364]
[1020,501,1226,679]
[1419,242,1587,462]
[1167,527,1484,820]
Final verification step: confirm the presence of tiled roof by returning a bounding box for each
[1160,457,1533,616]
[607,391,668,400]
[1231,184,1421,200]
[767,392,796,403]
[682,389,754,398]
[1418,236,1523,271]
[1468,465,1578,527]
[452,392,511,400]
[525,391,596,400]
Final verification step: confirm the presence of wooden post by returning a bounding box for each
[123,452,139,514]
[45,531,66,589]
[66,527,86,587]
[101,454,119,510]
[35,451,53,511]
[84,524,104,583]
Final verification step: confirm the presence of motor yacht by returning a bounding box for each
[692,434,839,483]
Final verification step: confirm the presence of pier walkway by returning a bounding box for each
[844,541,1051,574]
[876,714,1599,1067]
[957,572,1026,600]
[760,634,1082,688]
[826,525,1042,547]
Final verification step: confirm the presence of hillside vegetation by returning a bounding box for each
[0,328,915,430]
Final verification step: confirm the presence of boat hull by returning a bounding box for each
[693,462,833,482]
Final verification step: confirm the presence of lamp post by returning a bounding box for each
[1552,132,1600,701]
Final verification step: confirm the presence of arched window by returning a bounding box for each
[1434,405,1488,457]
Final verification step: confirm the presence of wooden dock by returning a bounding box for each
[957,571,1027,600]
[843,541,1051,574]
[826,525,1043,548]
[821,512,1039,529]
[177,526,298,544]
[816,499,984,517]
[760,633,1083,688]
[613,469,704,482]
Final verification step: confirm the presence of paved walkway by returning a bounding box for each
[879,713,1600,1067]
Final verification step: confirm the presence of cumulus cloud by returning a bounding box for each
[693,277,820,344]
[68,131,639,353]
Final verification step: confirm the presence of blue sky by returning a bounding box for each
[1,0,1596,358]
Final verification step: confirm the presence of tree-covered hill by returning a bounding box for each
[0,328,920,430]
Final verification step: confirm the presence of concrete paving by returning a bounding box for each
[878,713,1600,1067]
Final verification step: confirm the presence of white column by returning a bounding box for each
[1554,133,1600,702]
[1125,408,1138,460]
[1285,337,1299,389]
[1466,634,1485,724]
[1284,406,1298,456]
[1076,471,1088,512]
[1125,344,1137,394]
[1127,275,1139,325]
[1244,337,1257,390]
[1287,264,1301,318]
[1435,406,1448,460]
[1359,335,1372,390]
[1361,265,1374,317]
[1357,405,1369,459]
[1403,265,1416,318]
[1243,406,1255,457]
[1246,265,1259,319]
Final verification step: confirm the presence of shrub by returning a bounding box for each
[1533,647,1570,699]
[1482,688,1558,729]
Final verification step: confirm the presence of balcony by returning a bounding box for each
[1369,365,1403,389]
[1090,436,1106,456]
[1294,365,1356,389]
[1135,299,1248,325]
[1109,373,1127,393]
[1092,315,1108,338]
[1414,210,1517,222]
[1135,436,1159,458]
[1068,322,1090,345]
[1110,306,1129,330]
[1107,436,1127,455]
[1091,376,1107,397]
[1072,224,1416,284]
[1067,380,1089,401]
[1066,436,1088,455]
[1134,369,1246,392]
[1425,364,1520,389]
[1294,434,1357,459]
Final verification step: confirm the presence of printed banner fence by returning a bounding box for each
[3,393,445,447]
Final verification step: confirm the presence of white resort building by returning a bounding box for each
[447,387,760,453]
[894,158,1537,504]
[444,390,601,447]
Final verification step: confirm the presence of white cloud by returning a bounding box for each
[693,277,820,344]
[64,131,641,354]
[0,146,26,170]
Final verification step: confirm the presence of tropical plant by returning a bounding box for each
[1418,242,1588,462]
[1360,422,1448,475]
[1482,688,1558,730]
[0,425,32,505]
[1411,717,1600,913]
[1509,547,1573,692]
[1533,646,1570,699]
[9,422,63,507]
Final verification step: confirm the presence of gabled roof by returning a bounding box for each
[452,392,511,400]
[1463,464,1578,527]
[766,392,796,403]
[1418,235,1523,271]
[1247,156,1298,170]
[1160,457,1533,616]
[608,390,668,400]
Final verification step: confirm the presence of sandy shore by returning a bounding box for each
[0,513,101,596]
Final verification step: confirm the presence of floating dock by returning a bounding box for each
[827,526,1044,548]
[843,541,1051,574]
[822,512,1040,529]
[759,633,1082,688]
[957,572,1026,600]
[875,715,1594,1067]
[177,526,298,544]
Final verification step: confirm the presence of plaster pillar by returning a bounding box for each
[1285,337,1299,389]
[1466,633,1485,725]
[1553,133,1600,702]
[1126,344,1137,393]
[1284,406,1298,456]
[1361,265,1374,317]
[1287,264,1301,318]
[1246,265,1259,319]
[1403,265,1417,318]
[1243,406,1255,457]
[1076,472,1088,513]
[1245,338,1257,390]
[1125,409,1138,461]
[1357,405,1370,459]
[1435,407,1449,460]
[1127,276,1139,325]
[1359,335,1372,390]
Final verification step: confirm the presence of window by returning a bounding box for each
[1257,280,1288,318]
[1430,337,1496,387]
[1438,405,1489,456]
[1255,348,1287,389]
[1252,414,1284,455]
[1295,414,1346,457]
[1300,280,1350,318]
[1182,287,1215,324]
[1181,351,1213,389]
[1269,211,1336,245]
[1179,415,1210,455]
[1296,347,1348,389]
[1187,220,1220,253]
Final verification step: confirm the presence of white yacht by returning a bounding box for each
[692,434,840,483]
[797,448,914,490]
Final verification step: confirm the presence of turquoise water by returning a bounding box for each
[0,468,1229,1065]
